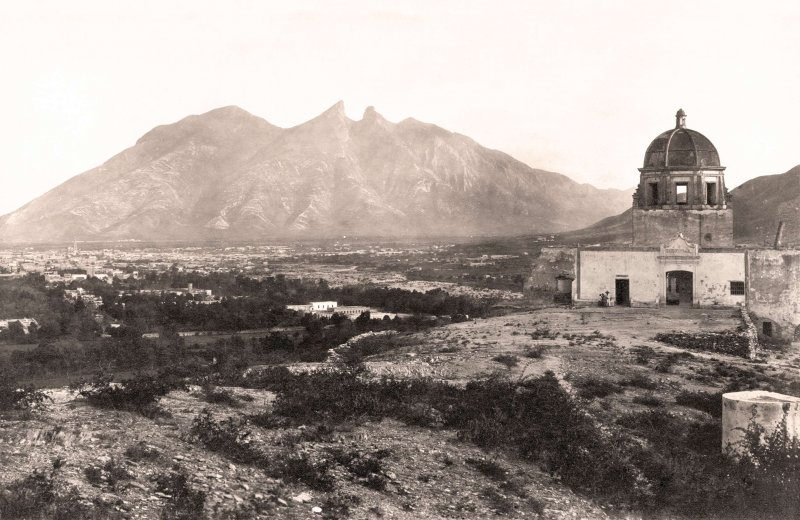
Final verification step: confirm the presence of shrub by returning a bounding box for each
[654,352,692,373]
[0,470,57,518]
[573,377,622,399]
[189,410,334,491]
[0,381,51,417]
[328,447,391,490]
[266,369,640,503]
[270,452,335,492]
[480,486,516,515]
[619,374,657,390]
[154,469,206,520]
[70,373,184,418]
[84,458,133,489]
[563,331,615,346]
[675,390,723,417]
[84,465,103,486]
[736,415,800,483]
[492,354,519,368]
[449,374,639,500]
[270,368,457,426]
[623,410,800,518]
[523,345,548,359]
[322,493,362,520]
[240,366,295,391]
[200,384,241,407]
[465,457,508,480]
[190,410,260,464]
[632,393,664,407]
[530,328,558,340]
[632,345,656,365]
[124,441,161,461]
[0,467,117,519]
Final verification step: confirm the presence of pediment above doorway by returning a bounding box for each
[658,233,699,261]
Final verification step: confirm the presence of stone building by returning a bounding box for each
[529,110,800,342]
[632,109,733,248]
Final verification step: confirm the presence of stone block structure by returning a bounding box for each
[722,391,800,455]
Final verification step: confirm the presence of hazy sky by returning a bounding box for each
[1,0,799,214]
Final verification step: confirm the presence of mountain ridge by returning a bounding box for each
[0,103,634,243]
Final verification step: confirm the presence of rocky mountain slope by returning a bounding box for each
[0,103,632,243]
[730,165,800,246]
[559,165,800,246]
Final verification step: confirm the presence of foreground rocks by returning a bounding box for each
[0,385,605,519]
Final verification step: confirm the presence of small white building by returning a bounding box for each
[311,301,338,312]
[287,301,377,320]
[0,318,39,334]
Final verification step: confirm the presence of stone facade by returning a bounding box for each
[632,208,734,248]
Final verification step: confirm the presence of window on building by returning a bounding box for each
[648,183,659,206]
[706,182,717,205]
[675,182,688,205]
[762,321,773,337]
[730,281,745,295]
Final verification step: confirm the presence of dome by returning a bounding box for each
[642,110,721,169]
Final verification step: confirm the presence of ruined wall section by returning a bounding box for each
[523,247,576,306]
[632,208,733,248]
[747,249,800,341]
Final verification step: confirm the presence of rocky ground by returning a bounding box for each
[0,386,604,519]
[2,306,798,519]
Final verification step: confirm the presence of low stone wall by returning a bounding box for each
[523,247,576,306]
[654,330,750,358]
[326,330,397,364]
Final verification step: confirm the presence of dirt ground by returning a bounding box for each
[2,306,797,519]
[371,306,800,386]
[0,386,605,519]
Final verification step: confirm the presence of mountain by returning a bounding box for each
[730,165,800,246]
[559,166,800,246]
[0,103,634,243]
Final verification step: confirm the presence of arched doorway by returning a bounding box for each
[666,270,693,305]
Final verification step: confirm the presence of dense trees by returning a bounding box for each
[0,271,495,384]
[0,275,98,342]
[102,277,492,333]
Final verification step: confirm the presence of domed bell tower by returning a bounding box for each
[632,109,733,248]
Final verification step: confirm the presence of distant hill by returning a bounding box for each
[559,166,800,246]
[730,165,800,246]
[558,208,633,245]
[0,103,633,243]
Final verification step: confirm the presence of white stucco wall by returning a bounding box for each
[696,252,746,306]
[577,250,660,305]
[577,249,746,307]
